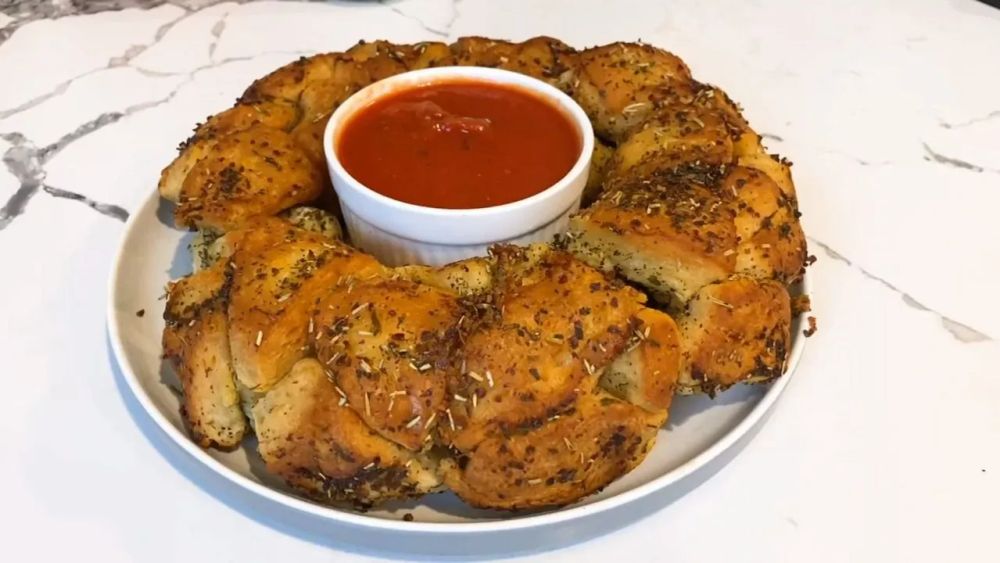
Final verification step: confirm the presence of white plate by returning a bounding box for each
[107,191,809,554]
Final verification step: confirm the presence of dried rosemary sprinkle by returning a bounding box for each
[622,101,648,114]
[707,296,734,309]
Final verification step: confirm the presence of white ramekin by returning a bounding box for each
[323,66,594,266]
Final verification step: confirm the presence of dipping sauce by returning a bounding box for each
[336,80,581,209]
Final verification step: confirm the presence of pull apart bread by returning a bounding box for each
[159,37,809,510]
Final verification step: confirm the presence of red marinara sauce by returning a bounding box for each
[336,80,581,209]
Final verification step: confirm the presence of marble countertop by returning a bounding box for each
[2,0,998,561]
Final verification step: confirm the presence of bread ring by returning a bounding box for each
[159,37,810,510]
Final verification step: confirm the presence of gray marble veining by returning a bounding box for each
[807,237,992,343]
[0,132,44,229]
[2,0,165,44]
[0,0,315,45]
[921,142,998,174]
[0,0,260,227]
[0,112,131,229]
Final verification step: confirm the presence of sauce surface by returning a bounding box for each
[337,80,581,209]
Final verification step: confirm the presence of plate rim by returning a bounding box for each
[107,190,809,534]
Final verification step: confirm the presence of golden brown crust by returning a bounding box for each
[252,358,441,506]
[677,278,792,394]
[162,264,247,449]
[724,167,806,285]
[570,42,694,141]
[442,391,662,510]
[344,40,411,81]
[406,41,458,69]
[158,99,301,202]
[240,53,343,104]
[295,58,372,121]
[568,167,739,304]
[610,103,736,179]
[394,257,494,296]
[601,307,682,412]
[442,247,649,448]
[583,139,615,205]
[314,277,463,451]
[733,131,796,199]
[568,162,807,301]
[225,221,385,391]
[175,127,325,231]
[567,163,802,395]
[451,36,577,87]
[194,99,302,140]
